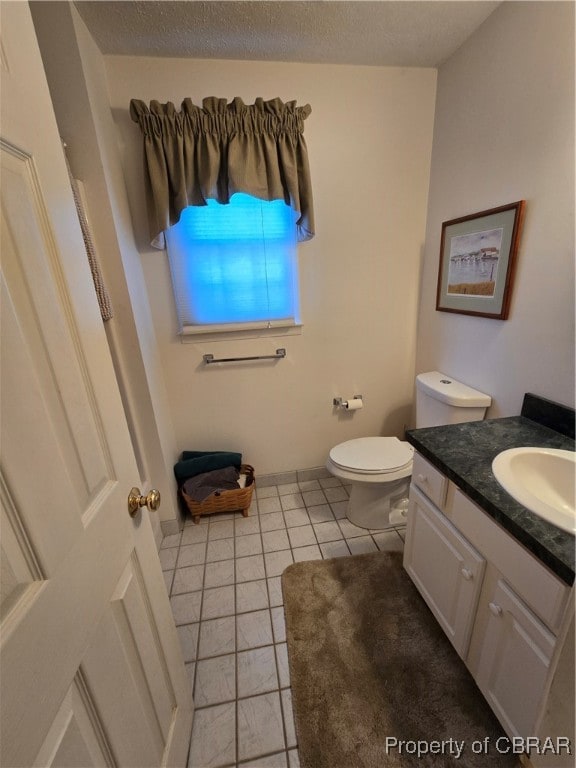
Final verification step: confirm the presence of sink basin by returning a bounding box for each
[492,447,576,533]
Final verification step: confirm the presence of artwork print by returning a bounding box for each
[436,201,525,319]
[447,227,503,297]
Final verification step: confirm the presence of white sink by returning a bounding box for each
[492,447,576,533]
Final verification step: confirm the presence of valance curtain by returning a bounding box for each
[129,96,315,249]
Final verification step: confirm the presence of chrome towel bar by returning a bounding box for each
[203,348,286,365]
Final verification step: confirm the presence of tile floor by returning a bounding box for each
[160,467,406,768]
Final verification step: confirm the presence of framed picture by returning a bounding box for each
[436,201,525,319]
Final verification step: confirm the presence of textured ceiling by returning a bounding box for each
[73,1,500,68]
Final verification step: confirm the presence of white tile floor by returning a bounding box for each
[160,468,406,768]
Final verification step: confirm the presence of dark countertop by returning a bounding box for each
[406,416,575,585]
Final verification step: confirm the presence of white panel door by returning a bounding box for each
[0,4,193,766]
[475,579,556,739]
[403,486,485,658]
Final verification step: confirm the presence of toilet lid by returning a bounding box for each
[329,437,414,474]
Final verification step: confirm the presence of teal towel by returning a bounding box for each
[174,451,242,483]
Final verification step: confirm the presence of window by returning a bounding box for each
[165,193,300,335]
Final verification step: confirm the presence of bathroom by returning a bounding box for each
[8,1,574,766]
[28,0,573,547]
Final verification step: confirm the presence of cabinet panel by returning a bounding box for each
[404,486,485,658]
[475,579,556,739]
[447,487,569,633]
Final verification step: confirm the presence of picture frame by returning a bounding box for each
[436,201,525,319]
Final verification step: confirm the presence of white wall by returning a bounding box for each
[106,58,437,474]
[416,1,575,415]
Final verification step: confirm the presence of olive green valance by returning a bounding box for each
[129,96,315,248]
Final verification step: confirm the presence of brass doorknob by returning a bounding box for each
[128,487,161,518]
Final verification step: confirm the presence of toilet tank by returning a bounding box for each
[415,371,491,428]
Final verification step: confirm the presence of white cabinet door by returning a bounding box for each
[475,579,556,739]
[0,4,192,766]
[404,486,485,658]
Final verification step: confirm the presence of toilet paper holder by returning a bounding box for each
[333,395,363,409]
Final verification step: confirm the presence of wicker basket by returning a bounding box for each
[181,464,255,524]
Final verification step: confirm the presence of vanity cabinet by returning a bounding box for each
[404,452,572,741]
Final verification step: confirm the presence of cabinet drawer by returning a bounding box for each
[411,452,447,508]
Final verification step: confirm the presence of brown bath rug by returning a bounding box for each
[282,551,520,768]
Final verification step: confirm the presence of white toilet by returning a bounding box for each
[326,371,492,530]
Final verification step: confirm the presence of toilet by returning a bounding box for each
[326,371,492,530]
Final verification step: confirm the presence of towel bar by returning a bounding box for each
[203,348,286,364]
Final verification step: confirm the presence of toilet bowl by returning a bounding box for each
[326,437,414,530]
[326,372,492,530]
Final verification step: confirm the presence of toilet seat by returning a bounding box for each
[328,437,414,475]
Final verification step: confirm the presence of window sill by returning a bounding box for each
[179,321,303,344]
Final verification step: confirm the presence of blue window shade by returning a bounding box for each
[165,194,300,332]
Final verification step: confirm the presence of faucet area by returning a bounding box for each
[406,393,575,583]
[492,447,575,535]
[25,1,575,767]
